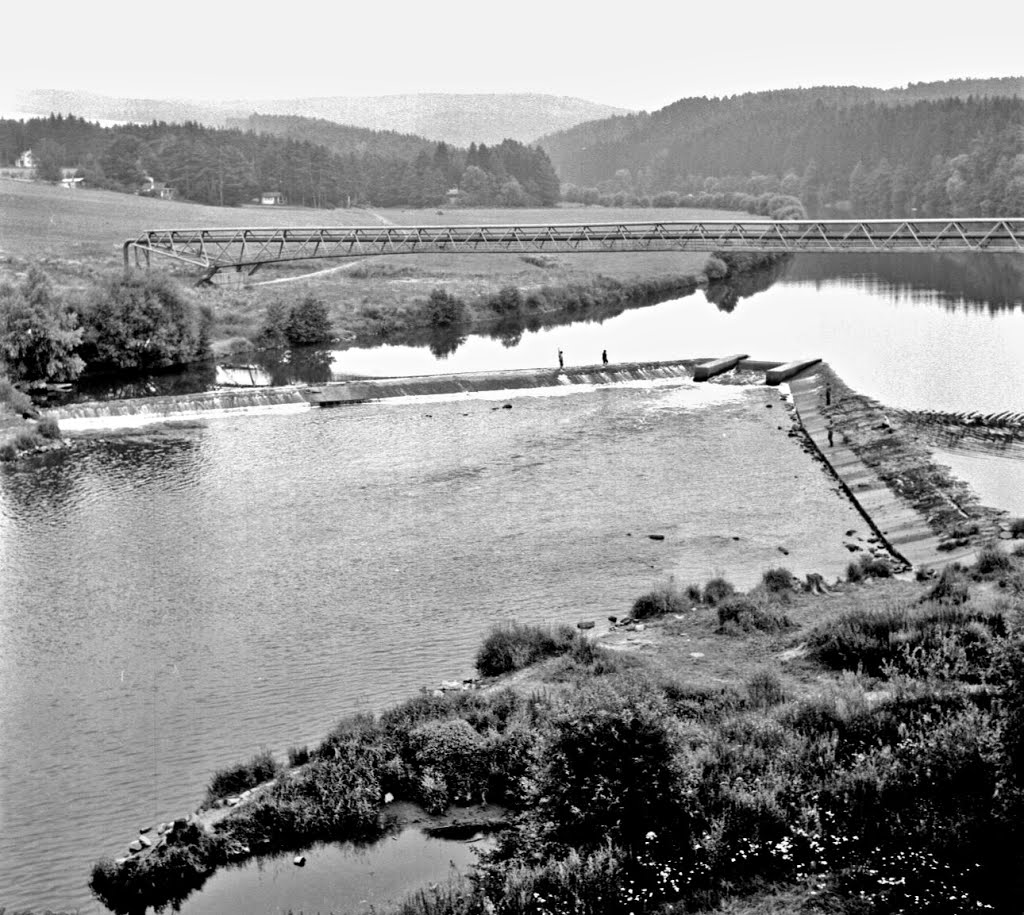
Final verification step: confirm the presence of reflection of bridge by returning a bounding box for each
[123,218,1024,283]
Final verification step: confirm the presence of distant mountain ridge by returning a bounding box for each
[11,89,628,146]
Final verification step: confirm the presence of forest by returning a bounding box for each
[542,89,1024,217]
[0,114,561,209]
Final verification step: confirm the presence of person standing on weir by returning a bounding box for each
[825,383,832,406]
[602,349,608,365]
[827,420,835,448]
[558,349,564,369]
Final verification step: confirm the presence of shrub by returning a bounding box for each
[974,544,1011,577]
[746,669,787,708]
[37,416,61,439]
[632,580,691,619]
[926,565,970,605]
[0,377,34,414]
[846,560,865,583]
[475,623,580,677]
[760,567,795,595]
[206,750,280,802]
[408,718,487,811]
[702,577,736,606]
[254,300,289,348]
[488,286,523,316]
[284,294,332,346]
[419,288,468,328]
[717,596,790,633]
[84,274,204,371]
[0,266,85,381]
[287,745,310,767]
[1009,518,1024,537]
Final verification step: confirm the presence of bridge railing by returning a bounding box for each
[123,218,1024,281]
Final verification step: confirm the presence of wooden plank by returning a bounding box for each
[692,353,748,382]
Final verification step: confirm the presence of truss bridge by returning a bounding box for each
[123,218,1024,283]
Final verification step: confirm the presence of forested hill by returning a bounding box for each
[224,115,435,160]
[0,115,560,208]
[541,80,1024,217]
[12,90,628,146]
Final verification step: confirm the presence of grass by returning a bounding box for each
[2,180,771,357]
[475,623,583,677]
[205,750,281,803]
[90,557,1024,915]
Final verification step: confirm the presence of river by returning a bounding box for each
[1,251,1022,913]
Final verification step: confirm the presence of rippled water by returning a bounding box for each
[0,381,866,911]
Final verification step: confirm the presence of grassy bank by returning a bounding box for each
[90,546,1024,915]
[1,180,781,363]
[0,377,62,460]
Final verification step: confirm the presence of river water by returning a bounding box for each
[1,251,1023,913]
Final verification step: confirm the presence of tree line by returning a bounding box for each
[0,114,560,208]
[542,89,1024,217]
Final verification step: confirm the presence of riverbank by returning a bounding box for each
[88,541,1024,915]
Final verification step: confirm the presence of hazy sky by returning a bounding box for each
[3,0,1021,112]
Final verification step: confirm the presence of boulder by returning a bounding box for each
[138,825,152,834]
[138,834,152,848]
[128,840,143,853]
[576,620,595,630]
[294,855,306,867]
[648,534,665,541]
[384,792,395,804]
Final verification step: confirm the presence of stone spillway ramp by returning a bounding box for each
[307,360,698,405]
[788,368,980,572]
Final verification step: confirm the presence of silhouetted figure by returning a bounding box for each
[602,349,608,365]
[825,383,832,406]
[827,421,835,448]
[558,349,564,369]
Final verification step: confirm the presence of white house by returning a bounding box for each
[15,149,36,169]
[260,191,285,206]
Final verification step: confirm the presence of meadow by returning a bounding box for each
[0,179,751,352]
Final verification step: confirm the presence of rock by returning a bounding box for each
[384,792,395,804]
[139,825,152,834]
[432,689,445,697]
[156,822,169,835]
[577,620,595,630]
[689,652,705,659]
[732,536,740,541]
[766,403,773,408]
[635,623,646,632]
[440,679,462,690]
[502,404,512,410]
[777,546,789,555]
[138,834,152,848]
[294,855,306,867]
[226,796,240,806]
[128,840,143,853]
[648,534,665,541]
[114,857,129,866]
[1000,531,1013,539]
[608,615,618,624]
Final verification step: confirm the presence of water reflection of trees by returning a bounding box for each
[253,347,334,385]
[705,256,792,312]
[783,252,1024,311]
[72,361,218,403]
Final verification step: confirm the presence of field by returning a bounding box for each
[0,178,747,352]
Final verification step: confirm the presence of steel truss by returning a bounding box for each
[123,218,1024,282]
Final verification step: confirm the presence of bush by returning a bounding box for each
[632,580,691,619]
[84,274,204,371]
[746,669,787,708]
[419,288,468,328]
[702,577,736,606]
[760,567,795,595]
[287,745,310,767]
[716,596,790,633]
[0,266,85,381]
[1009,518,1024,537]
[206,750,280,802]
[254,300,289,348]
[284,294,332,346]
[475,623,581,677]
[487,286,523,316]
[408,718,487,811]
[926,565,970,605]
[846,560,865,583]
[0,377,34,414]
[37,416,61,439]
[974,544,1011,577]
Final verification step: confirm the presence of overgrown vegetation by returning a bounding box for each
[475,623,582,677]
[91,553,1024,915]
[205,750,281,803]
